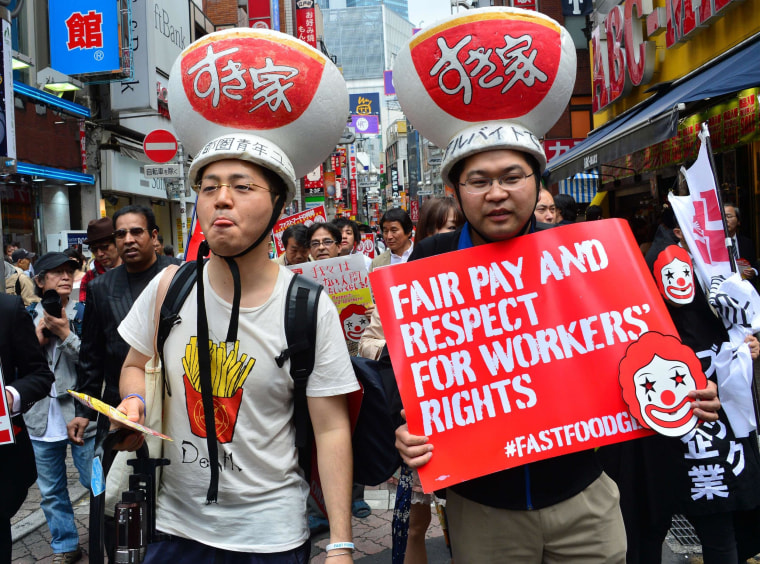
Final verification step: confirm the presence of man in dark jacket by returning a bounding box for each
[67,205,178,443]
[0,294,54,561]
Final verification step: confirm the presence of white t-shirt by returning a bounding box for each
[119,265,358,553]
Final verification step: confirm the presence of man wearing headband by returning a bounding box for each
[394,131,631,562]
[115,135,358,561]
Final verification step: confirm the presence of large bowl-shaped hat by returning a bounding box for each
[169,28,349,203]
[393,8,576,188]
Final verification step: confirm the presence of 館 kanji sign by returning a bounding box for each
[370,220,678,492]
[48,0,121,75]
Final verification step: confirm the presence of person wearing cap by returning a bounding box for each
[12,248,35,277]
[79,217,122,305]
[388,7,723,562]
[109,25,358,562]
[23,252,96,564]
[0,293,53,562]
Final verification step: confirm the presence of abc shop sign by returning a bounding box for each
[592,0,741,113]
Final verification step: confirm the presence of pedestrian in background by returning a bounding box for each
[24,252,96,564]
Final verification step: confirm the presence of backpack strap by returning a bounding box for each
[156,261,199,396]
[14,275,21,296]
[276,274,322,477]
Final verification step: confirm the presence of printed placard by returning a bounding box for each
[272,205,327,255]
[287,254,373,344]
[0,365,13,446]
[370,220,673,492]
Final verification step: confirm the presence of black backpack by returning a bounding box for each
[157,262,402,486]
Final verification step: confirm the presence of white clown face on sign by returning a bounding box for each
[632,355,699,437]
[653,245,695,306]
[619,332,706,438]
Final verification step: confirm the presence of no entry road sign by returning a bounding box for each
[143,129,178,163]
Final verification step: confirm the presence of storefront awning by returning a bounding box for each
[546,36,760,184]
[559,170,597,203]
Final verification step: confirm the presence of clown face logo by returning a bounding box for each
[340,304,368,342]
[619,332,707,437]
[653,245,695,306]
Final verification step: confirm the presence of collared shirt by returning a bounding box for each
[390,242,414,265]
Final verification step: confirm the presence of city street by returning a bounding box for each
[11,451,746,564]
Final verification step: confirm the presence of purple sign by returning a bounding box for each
[351,115,379,135]
[384,70,395,96]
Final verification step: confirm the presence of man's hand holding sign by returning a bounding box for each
[372,219,718,492]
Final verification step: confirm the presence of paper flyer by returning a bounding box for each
[67,390,172,441]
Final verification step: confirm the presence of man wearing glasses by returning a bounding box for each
[307,222,342,261]
[79,217,122,304]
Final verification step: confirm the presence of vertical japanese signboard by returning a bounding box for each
[0,17,16,162]
[296,0,317,48]
[349,144,358,215]
[48,0,120,75]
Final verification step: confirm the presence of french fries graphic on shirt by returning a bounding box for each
[183,337,255,397]
[182,337,255,442]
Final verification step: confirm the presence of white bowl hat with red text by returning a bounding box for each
[169,28,349,204]
[392,8,576,188]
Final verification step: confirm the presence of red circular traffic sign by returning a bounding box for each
[143,129,178,163]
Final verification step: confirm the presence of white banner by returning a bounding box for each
[669,126,760,436]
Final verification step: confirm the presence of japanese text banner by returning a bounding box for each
[370,220,671,491]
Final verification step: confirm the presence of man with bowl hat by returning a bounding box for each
[390,8,722,562]
[113,28,359,562]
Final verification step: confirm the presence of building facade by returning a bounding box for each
[547,0,760,248]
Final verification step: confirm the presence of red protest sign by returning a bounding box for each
[0,366,14,445]
[359,233,375,259]
[370,220,671,492]
[272,205,327,255]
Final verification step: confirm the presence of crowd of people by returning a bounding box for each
[3,186,758,564]
[3,10,760,564]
